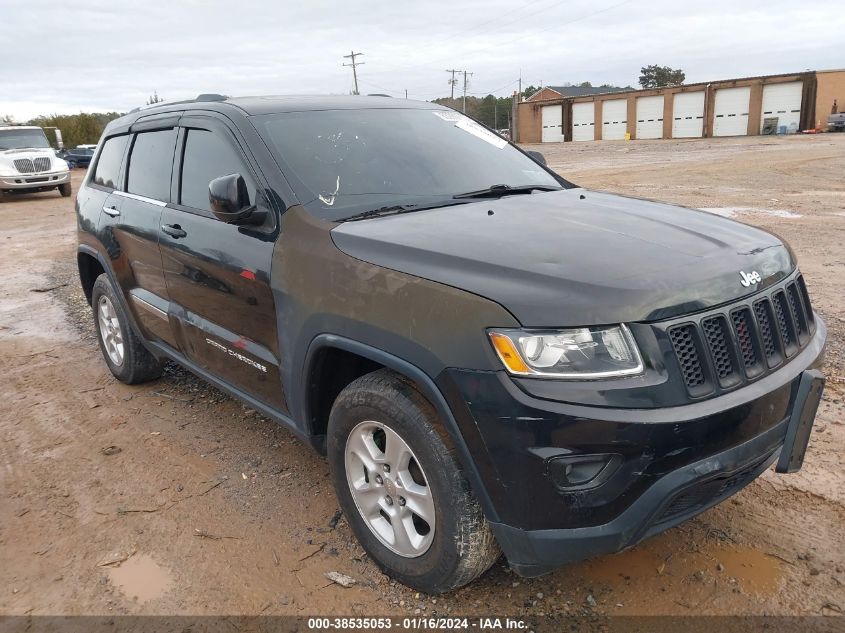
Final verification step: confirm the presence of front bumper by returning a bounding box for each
[0,170,70,191]
[438,317,826,576]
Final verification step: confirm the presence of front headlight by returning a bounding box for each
[488,324,643,379]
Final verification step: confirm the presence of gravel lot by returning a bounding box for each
[1,135,843,624]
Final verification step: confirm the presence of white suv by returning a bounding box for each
[0,126,71,201]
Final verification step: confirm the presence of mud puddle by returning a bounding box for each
[107,554,174,603]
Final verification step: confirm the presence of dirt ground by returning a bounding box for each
[1,135,844,621]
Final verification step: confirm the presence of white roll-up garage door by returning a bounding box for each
[672,91,705,138]
[541,105,564,142]
[760,82,803,133]
[636,96,664,139]
[572,102,595,141]
[601,99,627,140]
[713,87,751,136]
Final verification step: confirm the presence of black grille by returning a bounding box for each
[666,272,814,396]
[772,291,795,352]
[668,325,704,388]
[786,283,808,341]
[701,316,735,381]
[753,299,779,365]
[656,452,772,524]
[797,275,815,330]
[731,308,758,369]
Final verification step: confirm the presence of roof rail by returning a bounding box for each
[195,93,227,102]
[128,93,228,114]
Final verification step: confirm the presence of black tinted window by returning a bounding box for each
[180,129,253,212]
[92,135,129,189]
[127,129,177,201]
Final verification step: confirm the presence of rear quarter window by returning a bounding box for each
[92,135,130,189]
[126,129,177,201]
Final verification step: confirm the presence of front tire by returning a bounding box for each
[59,182,72,197]
[327,369,500,593]
[91,274,162,384]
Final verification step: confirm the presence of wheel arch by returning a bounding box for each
[76,245,153,360]
[77,248,106,305]
[302,334,500,523]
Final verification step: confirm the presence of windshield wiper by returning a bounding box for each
[340,199,470,222]
[452,184,561,199]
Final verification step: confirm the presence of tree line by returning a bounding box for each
[432,65,685,129]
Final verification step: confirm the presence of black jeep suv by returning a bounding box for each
[76,94,826,593]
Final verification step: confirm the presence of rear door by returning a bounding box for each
[96,125,180,348]
[158,116,284,410]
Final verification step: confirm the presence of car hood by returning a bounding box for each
[0,148,55,156]
[330,189,795,326]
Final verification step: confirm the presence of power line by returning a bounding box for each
[467,78,521,96]
[342,50,365,95]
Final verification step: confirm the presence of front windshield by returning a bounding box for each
[252,107,567,220]
[0,128,51,150]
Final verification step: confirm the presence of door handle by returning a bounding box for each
[161,224,187,238]
[103,205,120,217]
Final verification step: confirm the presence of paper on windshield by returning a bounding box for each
[433,111,508,149]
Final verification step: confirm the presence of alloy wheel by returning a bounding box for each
[97,295,124,366]
[345,420,436,557]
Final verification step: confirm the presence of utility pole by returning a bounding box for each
[343,51,364,95]
[405,89,408,99]
[446,69,460,100]
[461,70,473,113]
[494,102,497,130]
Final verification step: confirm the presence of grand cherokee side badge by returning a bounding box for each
[739,270,762,287]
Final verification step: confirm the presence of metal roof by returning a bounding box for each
[129,94,443,117]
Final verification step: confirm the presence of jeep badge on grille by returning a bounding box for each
[739,270,762,287]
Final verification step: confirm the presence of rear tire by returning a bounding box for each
[91,274,162,384]
[59,183,72,197]
[327,369,500,593]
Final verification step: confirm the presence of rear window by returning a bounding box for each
[92,135,129,189]
[126,129,177,201]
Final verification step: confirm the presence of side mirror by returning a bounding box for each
[208,173,264,225]
[526,150,547,166]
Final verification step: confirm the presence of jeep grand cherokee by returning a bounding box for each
[75,94,826,593]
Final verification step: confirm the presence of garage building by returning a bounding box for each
[516,69,845,143]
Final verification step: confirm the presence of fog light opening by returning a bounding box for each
[547,454,622,491]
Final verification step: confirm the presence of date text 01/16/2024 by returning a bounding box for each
[306,617,529,630]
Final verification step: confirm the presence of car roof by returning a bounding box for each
[104,94,449,137]
[0,125,44,131]
[222,95,444,115]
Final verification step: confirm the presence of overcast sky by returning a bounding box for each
[2,0,843,120]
